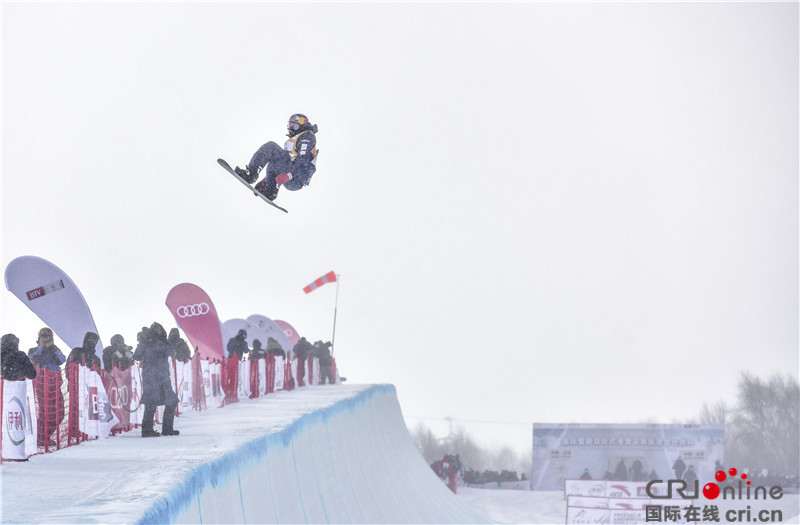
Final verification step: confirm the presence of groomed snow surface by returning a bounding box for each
[1,384,488,524]
[2,384,797,524]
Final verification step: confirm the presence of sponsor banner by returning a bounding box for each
[4,255,103,358]
[566,506,610,524]
[129,364,144,424]
[103,367,131,430]
[274,357,284,391]
[274,320,301,347]
[237,360,250,399]
[532,423,725,491]
[222,318,270,350]
[78,366,120,438]
[246,315,295,360]
[608,481,652,499]
[311,357,320,386]
[2,380,38,460]
[566,479,609,498]
[290,358,300,387]
[175,360,193,411]
[165,283,225,360]
[258,359,267,396]
[568,495,608,509]
[200,360,224,407]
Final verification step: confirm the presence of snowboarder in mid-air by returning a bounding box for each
[235,114,319,201]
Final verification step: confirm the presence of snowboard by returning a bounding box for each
[217,158,288,213]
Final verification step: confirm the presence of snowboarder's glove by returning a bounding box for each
[276,172,293,185]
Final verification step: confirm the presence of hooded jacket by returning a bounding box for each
[132,323,179,406]
[1,334,37,380]
[227,330,249,359]
[65,332,102,369]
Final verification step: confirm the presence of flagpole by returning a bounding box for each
[331,274,340,356]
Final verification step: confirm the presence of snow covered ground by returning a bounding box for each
[1,383,796,524]
[0,384,486,524]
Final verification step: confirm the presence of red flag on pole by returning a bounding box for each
[303,271,337,294]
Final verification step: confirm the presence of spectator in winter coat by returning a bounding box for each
[266,337,285,358]
[1,334,37,380]
[613,459,629,481]
[168,328,192,363]
[314,340,334,384]
[684,465,698,485]
[28,328,66,446]
[133,322,179,438]
[29,328,66,371]
[65,332,102,369]
[102,334,134,372]
[227,330,249,360]
[580,468,592,480]
[293,337,314,386]
[673,457,687,480]
[249,339,268,360]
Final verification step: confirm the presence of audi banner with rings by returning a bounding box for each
[165,283,225,361]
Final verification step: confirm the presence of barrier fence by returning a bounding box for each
[1,354,338,462]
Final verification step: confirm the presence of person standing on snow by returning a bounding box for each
[1,334,37,381]
[133,322,180,437]
[29,328,66,446]
[65,332,102,369]
[235,113,319,201]
[227,330,250,360]
[102,334,134,372]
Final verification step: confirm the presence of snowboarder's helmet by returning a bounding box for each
[287,113,310,135]
[38,328,53,340]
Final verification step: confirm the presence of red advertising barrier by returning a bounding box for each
[2,350,342,461]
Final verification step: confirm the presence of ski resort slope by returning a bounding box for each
[0,384,489,524]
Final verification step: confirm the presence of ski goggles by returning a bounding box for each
[288,121,301,131]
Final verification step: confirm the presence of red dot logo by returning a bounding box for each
[729,468,738,476]
[703,482,721,499]
[715,471,727,482]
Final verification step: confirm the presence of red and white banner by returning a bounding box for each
[165,283,225,361]
[275,320,301,347]
[4,255,104,359]
[103,367,131,431]
[175,360,193,412]
[237,360,250,399]
[302,271,337,294]
[1,380,37,460]
[78,366,119,438]
[274,358,285,391]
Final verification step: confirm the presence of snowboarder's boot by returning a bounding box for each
[235,165,259,184]
[255,179,279,201]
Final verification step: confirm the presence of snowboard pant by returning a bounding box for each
[142,403,177,433]
[249,142,305,191]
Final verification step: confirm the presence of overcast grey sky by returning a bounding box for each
[2,2,797,455]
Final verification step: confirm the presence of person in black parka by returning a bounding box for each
[314,340,334,385]
[102,334,134,372]
[168,328,192,363]
[133,322,180,437]
[266,337,285,358]
[65,332,102,369]
[1,334,37,381]
[227,329,249,360]
[249,339,268,360]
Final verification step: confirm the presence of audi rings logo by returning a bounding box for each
[177,303,210,318]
